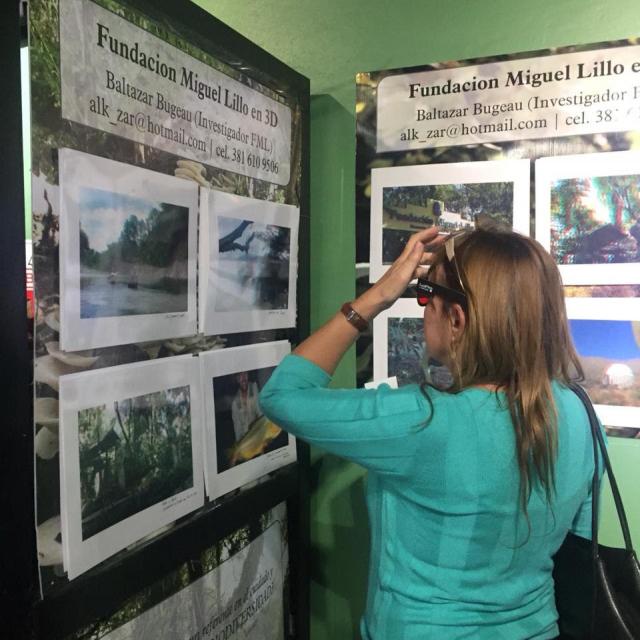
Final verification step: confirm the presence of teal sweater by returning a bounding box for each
[259,354,598,640]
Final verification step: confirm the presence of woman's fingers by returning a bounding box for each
[414,266,430,280]
[401,227,442,259]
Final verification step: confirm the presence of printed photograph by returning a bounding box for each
[369,160,530,282]
[59,149,198,351]
[59,355,204,579]
[79,187,190,318]
[374,299,454,390]
[212,366,288,473]
[536,151,640,285]
[570,318,640,436]
[199,191,299,335]
[214,216,291,312]
[387,317,427,386]
[78,386,194,540]
[199,342,295,499]
[382,182,513,263]
[550,175,640,266]
[387,317,453,389]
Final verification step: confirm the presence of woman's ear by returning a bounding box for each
[449,303,466,340]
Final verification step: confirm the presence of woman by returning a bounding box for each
[259,226,598,639]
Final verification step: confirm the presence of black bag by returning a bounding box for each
[552,383,640,639]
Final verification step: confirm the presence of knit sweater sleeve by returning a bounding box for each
[259,354,435,478]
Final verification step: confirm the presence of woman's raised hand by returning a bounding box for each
[368,227,444,311]
[292,227,444,376]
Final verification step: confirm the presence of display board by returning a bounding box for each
[357,39,640,439]
[2,0,309,638]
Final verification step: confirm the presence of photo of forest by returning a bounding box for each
[550,175,640,265]
[388,318,427,386]
[387,317,454,388]
[78,385,194,540]
[79,187,190,318]
[382,182,513,263]
[214,217,291,312]
[212,366,288,473]
[569,318,640,410]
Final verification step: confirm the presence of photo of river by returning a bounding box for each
[80,271,188,318]
[79,187,190,318]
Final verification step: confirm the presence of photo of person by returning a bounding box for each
[79,187,190,318]
[199,342,297,500]
[213,366,289,474]
[231,371,260,441]
[215,216,291,312]
[382,182,513,264]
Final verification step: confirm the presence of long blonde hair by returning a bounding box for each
[428,228,583,513]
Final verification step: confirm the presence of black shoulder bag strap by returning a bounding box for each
[568,383,640,639]
[569,383,634,553]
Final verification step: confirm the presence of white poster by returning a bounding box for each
[102,510,287,640]
[199,189,299,335]
[199,342,296,499]
[59,355,204,579]
[369,159,530,282]
[566,297,640,431]
[59,0,291,185]
[535,151,640,285]
[59,148,198,350]
[377,44,640,152]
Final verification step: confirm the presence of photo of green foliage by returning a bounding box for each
[550,175,640,264]
[388,318,426,386]
[78,386,193,540]
[381,182,513,263]
[79,187,189,318]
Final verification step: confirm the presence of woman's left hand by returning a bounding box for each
[355,227,444,319]
[292,227,444,376]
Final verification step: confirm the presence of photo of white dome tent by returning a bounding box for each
[567,309,640,438]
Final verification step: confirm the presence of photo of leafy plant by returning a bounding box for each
[79,187,189,318]
[215,217,291,312]
[212,366,288,473]
[78,385,193,540]
[550,175,640,265]
[382,182,513,263]
[387,317,454,389]
[387,318,426,386]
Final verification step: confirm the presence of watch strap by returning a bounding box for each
[340,302,369,332]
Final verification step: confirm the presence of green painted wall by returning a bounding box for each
[194,2,640,638]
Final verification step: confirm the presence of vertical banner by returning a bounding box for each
[30,0,304,603]
[356,39,640,437]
